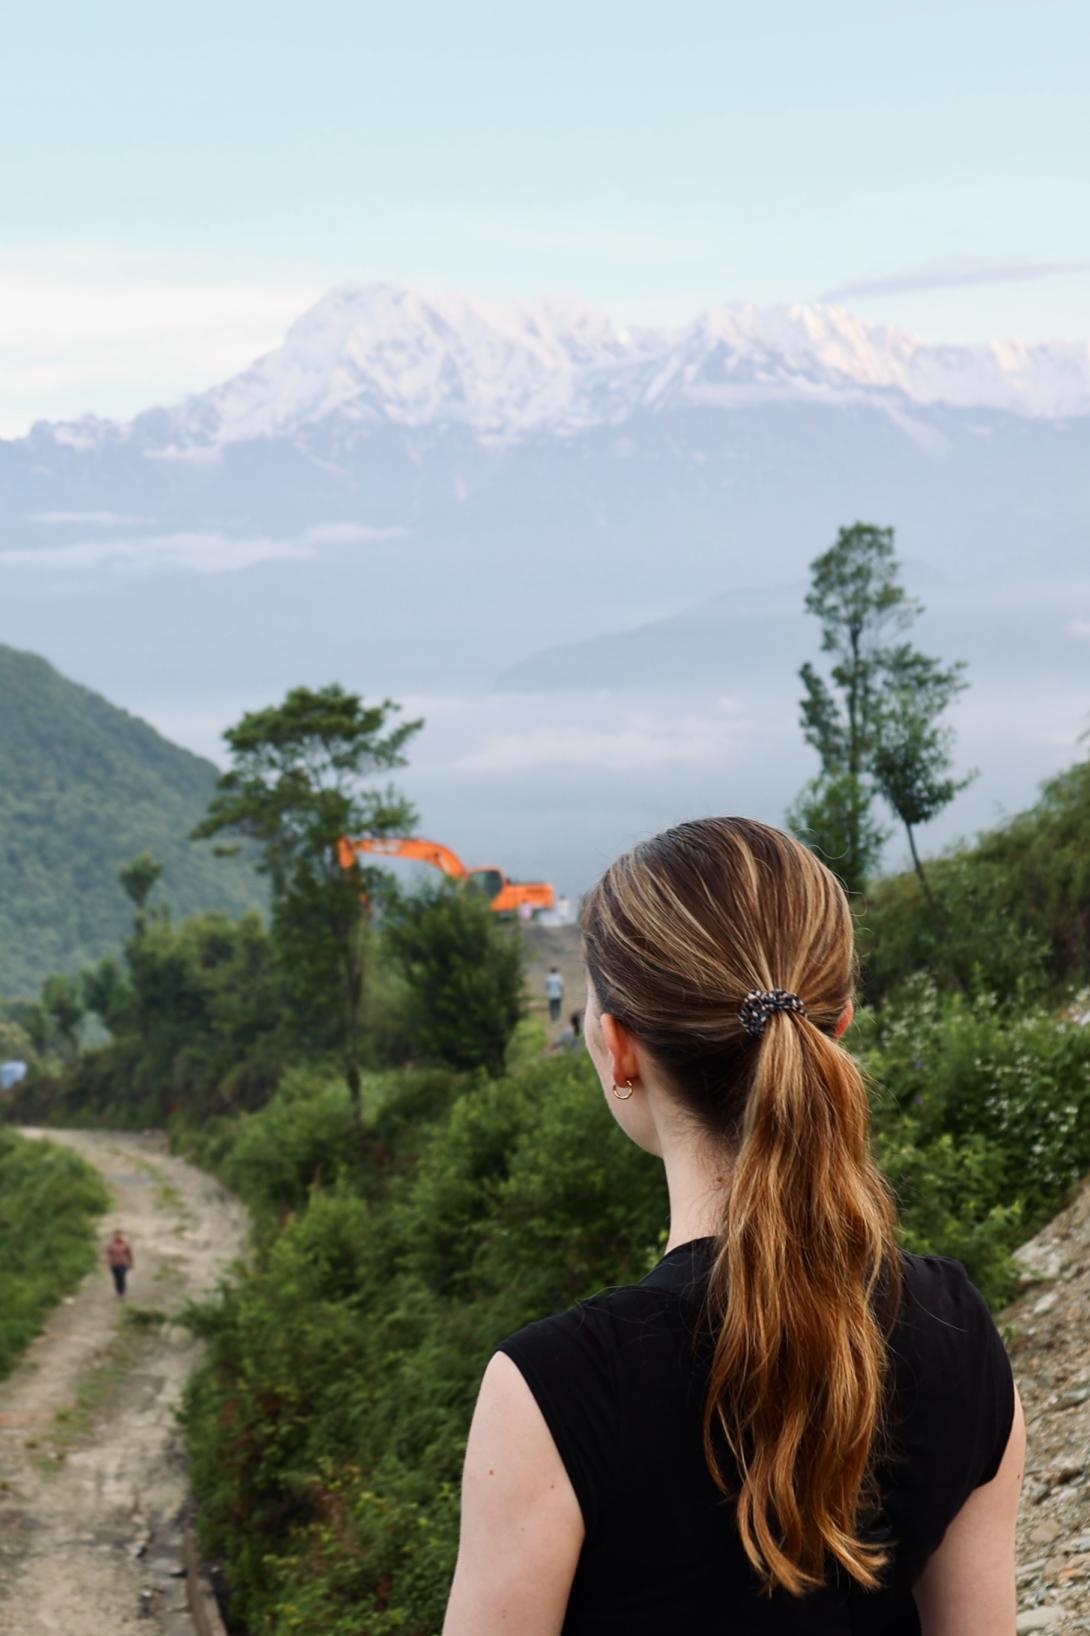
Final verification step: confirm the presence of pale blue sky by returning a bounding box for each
[3,0,1089,431]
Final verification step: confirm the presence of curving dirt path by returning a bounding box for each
[0,1130,246,1636]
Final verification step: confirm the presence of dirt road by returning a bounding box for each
[0,1130,246,1636]
[521,922,585,1041]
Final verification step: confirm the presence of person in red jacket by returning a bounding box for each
[105,1229,134,1298]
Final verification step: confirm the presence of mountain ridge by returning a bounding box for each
[12,284,1090,468]
[0,645,264,994]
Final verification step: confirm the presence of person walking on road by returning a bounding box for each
[105,1229,134,1298]
[545,965,564,1024]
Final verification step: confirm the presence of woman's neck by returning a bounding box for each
[659,1118,734,1253]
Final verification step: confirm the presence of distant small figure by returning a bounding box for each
[105,1229,134,1298]
[556,1010,584,1054]
[518,900,534,923]
[545,965,564,1023]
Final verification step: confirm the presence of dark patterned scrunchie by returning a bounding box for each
[738,988,807,1039]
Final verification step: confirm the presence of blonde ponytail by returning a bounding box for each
[704,1013,899,1593]
[581,817,901,1596]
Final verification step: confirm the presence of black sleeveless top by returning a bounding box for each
[498,1242,1014,1635]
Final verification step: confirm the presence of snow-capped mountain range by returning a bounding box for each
[3,281,1088,705]
[22,282,1090,463]
[3,283,1088,903]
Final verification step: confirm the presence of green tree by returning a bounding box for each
[383,880,524,1075]
[870,644,975,919]
[786,771,889,890]
[118,851,163,914]
[40,973,84,1060]
[194,685,422,1120]
[793,522,918,892]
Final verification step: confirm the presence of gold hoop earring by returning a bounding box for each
[612,1079,636,1101]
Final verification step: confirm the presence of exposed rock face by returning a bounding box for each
[1009,1179,1090,1632]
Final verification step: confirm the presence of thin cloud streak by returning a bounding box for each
[822,260,1090,304]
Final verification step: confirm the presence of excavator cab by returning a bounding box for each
[466,867,505,903]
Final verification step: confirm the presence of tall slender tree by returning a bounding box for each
[194,685,422,1121]
[792,523,918,893]
[870,644,975,917]
[791,523,972,912]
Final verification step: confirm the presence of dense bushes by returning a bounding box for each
[860,980,1090,1297]
[0,1129,110,1376]
[183,979,1090,1634]
[8,871,528,1134]
[383,882,524,1075]
[184,1054,664,1635]
[861,756,1090,1003]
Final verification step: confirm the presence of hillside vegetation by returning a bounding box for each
[8,637,1090,1632]
[0,1129,109,1377]
[860,755,1090,1004]
[0,645,264,994]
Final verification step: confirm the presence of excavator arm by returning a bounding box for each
[339,836,469,879]
[338,835,555,915]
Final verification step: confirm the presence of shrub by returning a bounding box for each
[0,1130,109,1376]
[382,882,524,1075]
[858,977,1090,1301]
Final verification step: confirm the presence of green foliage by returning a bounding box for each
[0,1015,37,1071]
[194,684,423,1113]
[118,851,164,911]
[0,643,264,995]
[383,881,524,1075]
[0,1129,109,1376]
[787,771,888,890]
[181,958,1090,1633]
[794,522,918,891]
[857,977,1090,1299]
[40,972,85,1058]
[870,646,973,836]
[791,523,971,898]
[862,756,1090,1003]
[11,910,283,1127]
[184,1054,665,1634]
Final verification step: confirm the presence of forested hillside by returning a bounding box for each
[0,645,263,993]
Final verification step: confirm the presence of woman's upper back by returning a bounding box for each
[498,1243,1014,1635]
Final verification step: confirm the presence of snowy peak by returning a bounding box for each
[653,302,1090,416]
[24,285,1090,461]
[145,284,658,454]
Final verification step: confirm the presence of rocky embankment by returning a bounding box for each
[1009,1178,1090,1632]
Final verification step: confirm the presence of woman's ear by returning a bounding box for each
[834,999,855,1040]
[601,1013,640,1087]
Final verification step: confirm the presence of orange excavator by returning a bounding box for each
[338,835,556,917]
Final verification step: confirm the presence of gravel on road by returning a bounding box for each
[0,1130,246,1636]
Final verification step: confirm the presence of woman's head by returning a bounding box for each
[581,817,899,1598]
[581,816,854,1143]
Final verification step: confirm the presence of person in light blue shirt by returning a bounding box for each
[545,967,564,1023]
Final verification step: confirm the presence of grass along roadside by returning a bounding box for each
[0,1129,110,1379]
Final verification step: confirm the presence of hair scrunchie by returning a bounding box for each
[738,988,807,1039]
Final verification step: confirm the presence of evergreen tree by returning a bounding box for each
[383,880,524,1076]
[793,522,918,893]
[792,523,972,906]
[194,685,422,1120]
[870,644,975,917]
